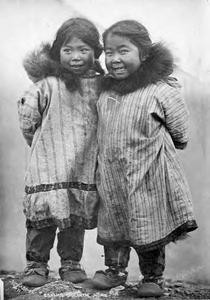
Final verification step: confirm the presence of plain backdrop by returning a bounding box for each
[0,0,210,283]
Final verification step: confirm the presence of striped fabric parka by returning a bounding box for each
[96,43,198,251]
[17,44,102,230]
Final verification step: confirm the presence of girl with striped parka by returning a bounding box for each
[92,20,198,297]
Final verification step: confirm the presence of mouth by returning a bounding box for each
[112,66,126,74]
[112,67,127,77]
[69,64,85,73]
[70,64,84,68]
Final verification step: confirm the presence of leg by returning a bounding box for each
[137,246,165,282]
[57,225,85,266]
[57,226,87,283]
[104,245,131,270]
[135,246,165,297]
[26,225,57,263]
[92,245,130,289]
[23,225,57,287]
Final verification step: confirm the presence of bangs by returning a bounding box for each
[50,18,102,61]
[103,20,151,47]
[62,30,96,50]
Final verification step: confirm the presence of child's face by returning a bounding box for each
[60,36,95,75]
[104,33,141,80]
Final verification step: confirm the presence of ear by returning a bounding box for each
[139,49,148,62]
[141,55,148,62]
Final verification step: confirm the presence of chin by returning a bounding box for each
[71,69,85,75]
[111,71,129,80]
[114,74,129,80]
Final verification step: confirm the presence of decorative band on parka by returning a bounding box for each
[25,181,97,194]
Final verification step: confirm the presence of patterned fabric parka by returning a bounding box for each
[96,44,197,251]
[17,45,101,230]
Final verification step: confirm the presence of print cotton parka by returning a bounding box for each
[17,45,101,230]
[96,44,197,251]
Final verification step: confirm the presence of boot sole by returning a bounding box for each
[92,274,126,290]
[137,282,164,297]
[22,280,47,287]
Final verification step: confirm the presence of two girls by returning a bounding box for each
[18,17,197,297]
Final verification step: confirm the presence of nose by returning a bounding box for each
[71,51,81,61]
[111,53,121,63]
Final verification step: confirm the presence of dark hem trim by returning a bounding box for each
[174,141,188,150]
[26,214,97,230]
[25,181,97,194]
[97,220,198,252]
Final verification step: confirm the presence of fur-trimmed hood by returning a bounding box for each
[102,42,177,95]
[23,43,61,82]
[23,43,104,91]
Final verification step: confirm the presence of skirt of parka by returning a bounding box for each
[96,83,197,251]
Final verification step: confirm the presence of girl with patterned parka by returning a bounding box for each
[17,17,104,287]
[92,20,198,297]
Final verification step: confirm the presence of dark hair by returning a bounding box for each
[50,17,103,61]
[102,20,174,95]
[103,20,152,59]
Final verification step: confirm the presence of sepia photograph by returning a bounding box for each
[0,0,210,298]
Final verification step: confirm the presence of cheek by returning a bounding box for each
[60,53,69,64]
[134,61,141,71]
[86,53,95,65]
[60,56,66,67]
[105,57,111,69]
[134,53,141,68]
[129,57,141,72]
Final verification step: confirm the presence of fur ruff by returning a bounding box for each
[23,43,104,91]
[102,43,176,95]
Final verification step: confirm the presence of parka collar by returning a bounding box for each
[102,42,176,95]
[23,43,102,92]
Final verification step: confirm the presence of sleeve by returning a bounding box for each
[17,79,49,146]
[159,83,189,149]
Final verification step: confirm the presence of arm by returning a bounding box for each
[17,80,48,146]
[160,84,189,149]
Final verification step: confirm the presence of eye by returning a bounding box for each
[63,48,72,54]
[105,50,113,56]
[120,49,129,55]
[81,48,89,54]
